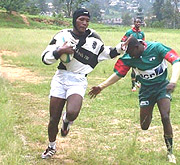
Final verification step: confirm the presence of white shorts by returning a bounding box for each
[50,70,88,99]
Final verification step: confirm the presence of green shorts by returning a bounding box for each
[139,80,171,107]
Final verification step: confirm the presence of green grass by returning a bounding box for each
[0,78,29,164]
[0,25,180,164]
[0,10,71,30]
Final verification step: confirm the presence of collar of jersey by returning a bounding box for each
[132,26,141,32]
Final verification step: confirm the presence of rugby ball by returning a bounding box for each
[60,53,74,63]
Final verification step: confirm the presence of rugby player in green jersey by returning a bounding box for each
[89,36,180,164]
[121,18,145,92]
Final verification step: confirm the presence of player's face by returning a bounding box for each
[76,16,90,34]
[134,19,141,29]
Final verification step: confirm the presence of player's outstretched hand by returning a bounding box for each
[116,35,134,52]
[166,82,176,93]
[88,86,101,99]
[122,34,133,47]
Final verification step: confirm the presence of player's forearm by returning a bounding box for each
[170,62,180,83]
[98,73,121,90]
[41,44,60,65]
[42,51,57,65]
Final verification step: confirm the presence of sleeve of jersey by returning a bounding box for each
[41,44,58,65]
[113,59,130,77]
[164,49,180,64]
[142,32,145,40]
[121,31,130,42]
[98,44,122,62]
[41,32,64,65]
[157,43,180,64]
[121,35,128,42]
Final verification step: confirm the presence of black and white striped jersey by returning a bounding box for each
[42,28,121,75]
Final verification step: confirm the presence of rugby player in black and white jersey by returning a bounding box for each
[41,8,128,159]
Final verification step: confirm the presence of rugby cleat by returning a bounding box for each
[41,146,56,159]
[61,113,73,137]
[167,153,176,164]
[131,86,136,92]
[135,82,141,88]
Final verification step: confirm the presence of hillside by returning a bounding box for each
[0,10,71,29]
[0,10,129,32]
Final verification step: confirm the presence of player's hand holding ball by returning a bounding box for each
[58,41,75,63]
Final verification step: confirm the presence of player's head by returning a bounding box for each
[134,18,141,29]
[126,36,144,58]
[73,8,90,34]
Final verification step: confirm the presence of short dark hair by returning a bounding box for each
[126,36,141,53]
[134,18,141,23]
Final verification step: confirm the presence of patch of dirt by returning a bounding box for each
[0,50,42,84]
[11,11,18,16]
[30,17,70,26]
[11,11,30,26]
[10,11,70,27]
[20,14,30,26]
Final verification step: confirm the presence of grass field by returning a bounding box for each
[0,24,180,165]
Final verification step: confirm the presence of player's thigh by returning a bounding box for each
[66,94,83,114]
[49,96,66,118]
[140,105,154,123]
[157,98,170,117]
[66,83,86,114]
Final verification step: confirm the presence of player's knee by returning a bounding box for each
[161,115,170,125]
[141,125,149,130]
[66,111,79,121]
[49,116,59,126]
[140,122,150,130]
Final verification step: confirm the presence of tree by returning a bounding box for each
[37,0,48,14]
[52,0,62,14]
[152,0,164,21]
[171,0,180,28]
[172,0,180,12]
[25,1,40,15]
[161,0,174,28]
[121,13,132,26]
[87,3,101,22]
[0,0,28,13]
[136,7,145,26]
[58,0,89,17]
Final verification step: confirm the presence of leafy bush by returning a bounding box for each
[151,21,164,28]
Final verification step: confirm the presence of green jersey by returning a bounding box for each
[121,27,145,42]
[114,41,180,86]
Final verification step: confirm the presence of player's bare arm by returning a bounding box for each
[89,73,121,98]
[167,61,180,93]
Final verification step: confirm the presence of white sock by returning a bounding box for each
[63,112,69,123]
[49,141,56,149]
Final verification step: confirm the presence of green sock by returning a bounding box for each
[164,135,173,154]
[132,80,135,88]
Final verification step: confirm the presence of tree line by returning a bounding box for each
[0,0,180,29]
[0,0,89,17]
[147,0,180,28]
